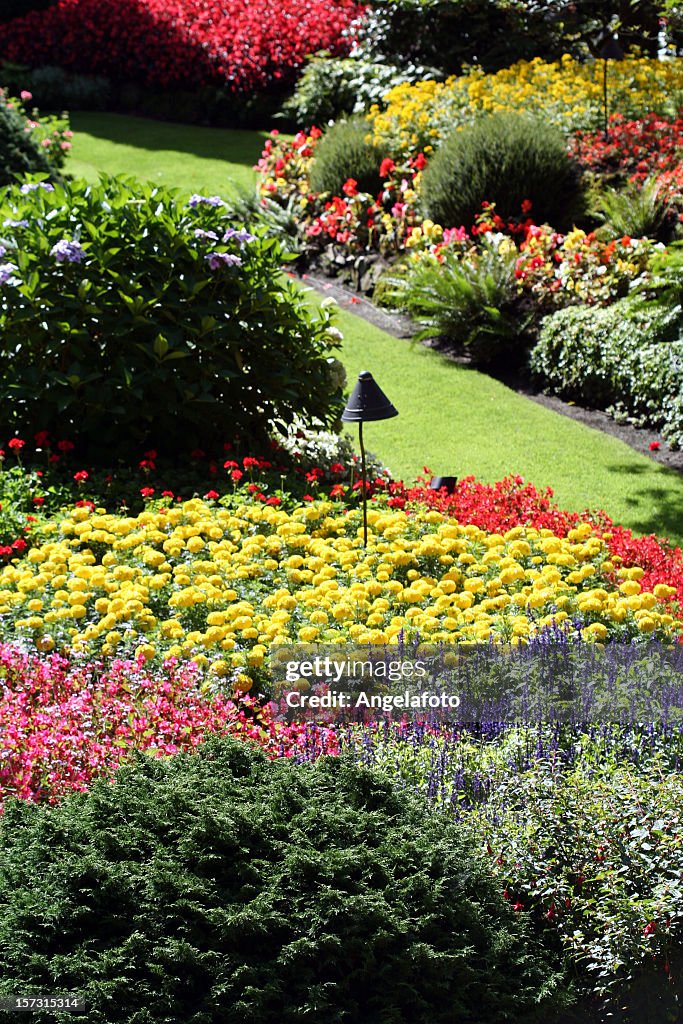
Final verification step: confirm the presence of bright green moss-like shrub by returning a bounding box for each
[420,112,585,231]
[0,738,568,1023]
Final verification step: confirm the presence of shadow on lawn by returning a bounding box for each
[606,462,683,544]
[69,111,268,167]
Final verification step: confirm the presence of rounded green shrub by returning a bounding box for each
[0,93,52,186]
[0,177,344,459]
[309,115,386,198]
[420,112,585,231]
[0,738,567,1024]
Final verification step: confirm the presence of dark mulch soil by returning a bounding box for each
[300,270,683,475]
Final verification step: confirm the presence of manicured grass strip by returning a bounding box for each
[309,289,683,545]
[66,112,268,198]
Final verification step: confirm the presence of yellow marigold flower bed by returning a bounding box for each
[0,500,680,683]
[368,56,683,155]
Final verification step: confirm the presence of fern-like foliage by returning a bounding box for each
[382,241,534,364]
[594,176,670,241]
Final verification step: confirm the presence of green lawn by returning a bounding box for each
[324,295,683,545]
[66,112,267,198]
[65,113,683,544]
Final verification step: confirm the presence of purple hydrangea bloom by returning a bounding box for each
[0,263,19,286]
[51,239,86,264]
[194,229,219,241]
[0,246,5,258]
[223,227,256,245]
[4,219,29,229]
[205,252,242,271]
[20,182,55,194]
[188,194,225,208]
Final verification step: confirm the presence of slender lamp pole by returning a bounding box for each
[341,370,398,548]
[599,36,625,140]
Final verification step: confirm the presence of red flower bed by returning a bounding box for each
[570,112,683,213]
[0,0,361,94]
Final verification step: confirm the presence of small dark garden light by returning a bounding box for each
[429,476,458,494]
[599,35,625,139]
[342,370,398,547]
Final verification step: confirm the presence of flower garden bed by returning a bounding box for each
[4,35,683,1020]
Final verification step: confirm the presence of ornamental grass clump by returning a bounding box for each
[308,115,387,199]
[420,112,585,233]
[0,177,344,460]
[0,736,569,1023]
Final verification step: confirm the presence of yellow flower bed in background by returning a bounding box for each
[0,499,679,684]
[368,56,683,155]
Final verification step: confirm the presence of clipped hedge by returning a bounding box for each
[420,112,585,231]
[0,737,568,1024]
[0,177,344,459]
[530,301,683,448]
[309,115,386,198]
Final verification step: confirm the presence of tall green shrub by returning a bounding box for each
[309,115,386,197]
[420,113,585,231]
[0,738,568,1024]
[0,177,344,458]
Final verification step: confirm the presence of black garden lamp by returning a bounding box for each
[599,35,625,139]
[429,476,458,494]
[342,370,398,547]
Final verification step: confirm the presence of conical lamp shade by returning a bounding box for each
[341,371,399,422]
[599,36,624,60]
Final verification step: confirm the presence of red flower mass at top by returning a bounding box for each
[0,0,362,94]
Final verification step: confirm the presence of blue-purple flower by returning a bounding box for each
[188,194,225,209]
[0,263,19,286]
[20,182,55,194]
[205,252,242,271]
[4,219,29,229]
[51,239,86,264]
[223,227,256,245]
[194,229,219,241]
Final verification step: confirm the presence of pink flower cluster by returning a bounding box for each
[0,646,311,808]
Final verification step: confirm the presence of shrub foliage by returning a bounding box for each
[420,113,585,232]
[530,300,683,448]
[309,115,386,198]
[0,737,567,1024]
[0,94,51,185]
[0,178,343,459]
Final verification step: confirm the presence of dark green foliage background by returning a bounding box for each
[0,738,567,1024]
[420,113,586,232]
[0,0,57,24]
[357,1,677,74]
